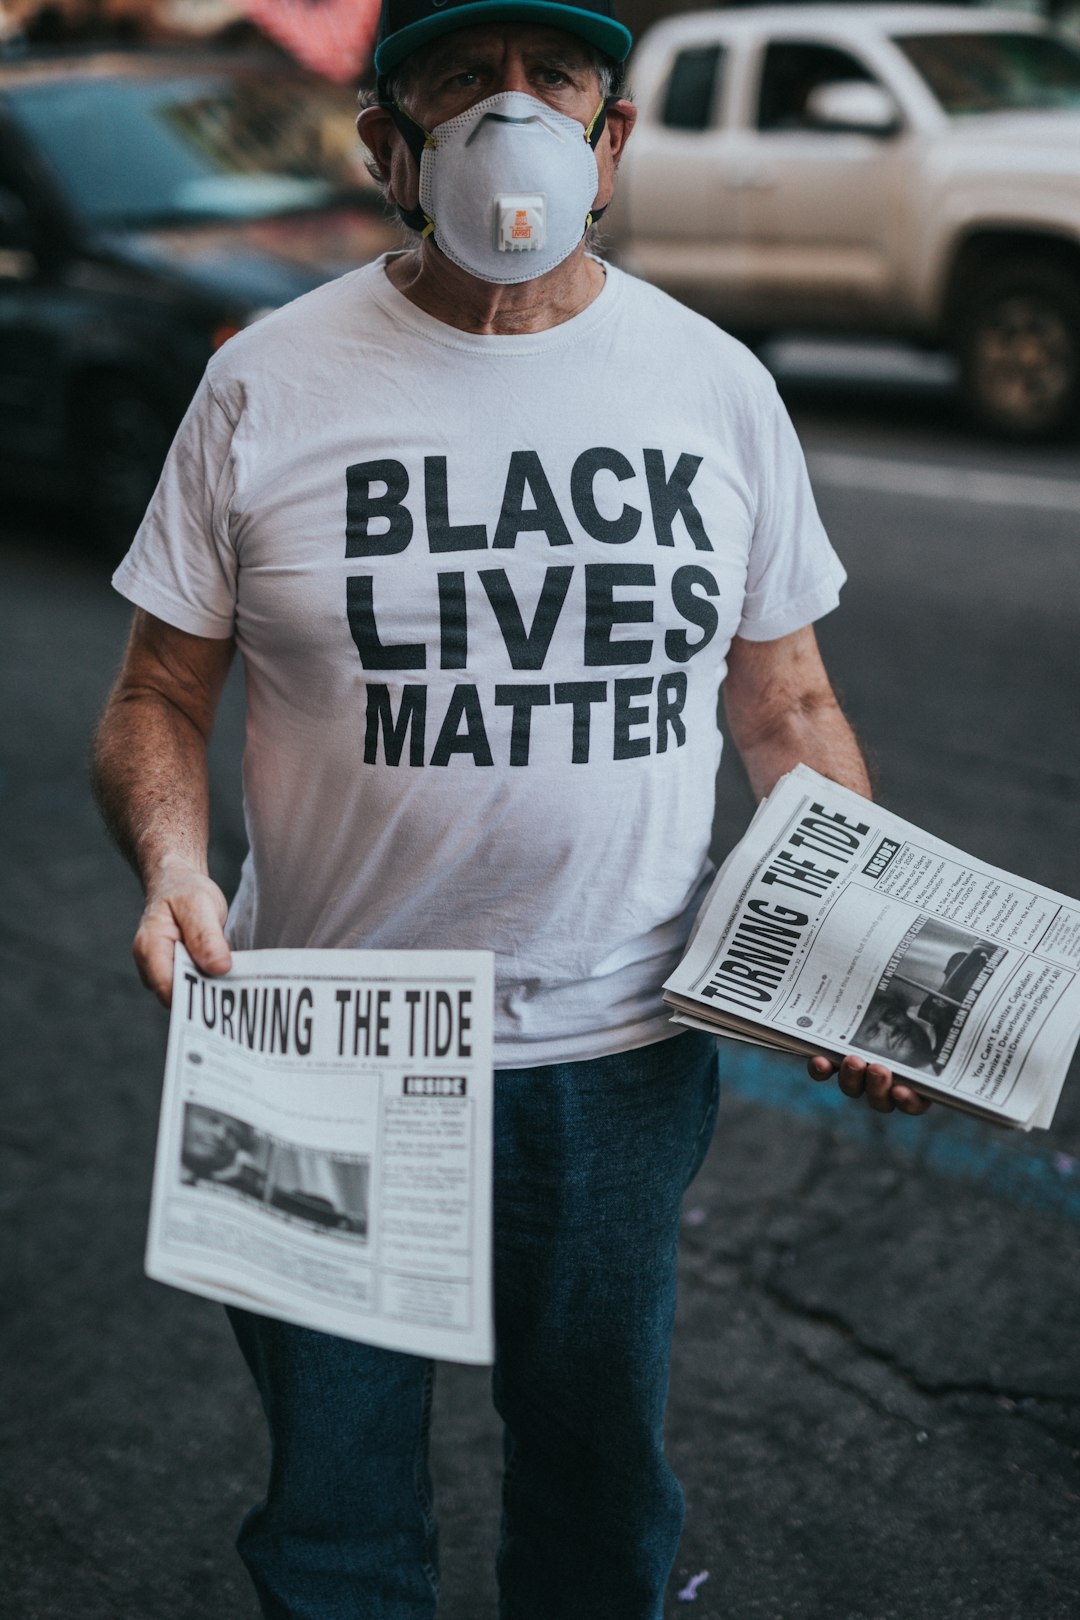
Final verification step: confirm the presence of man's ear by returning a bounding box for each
[604,97,637,167]
[593,97,637,212]
[357,104,396,182]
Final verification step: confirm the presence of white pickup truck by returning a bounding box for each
[609,5,1080,439]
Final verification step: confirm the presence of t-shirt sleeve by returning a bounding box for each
[111,374,240,639]
[736,379,846,641]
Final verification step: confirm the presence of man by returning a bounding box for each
[861,944,996,1072]
[857,994,937,1071]
[92,0,929,1613]
[180,1106,264,1192]
[918,944,995,1060]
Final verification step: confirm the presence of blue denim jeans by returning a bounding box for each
[227,1028,720,1620]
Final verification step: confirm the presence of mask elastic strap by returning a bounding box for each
[584,96,615,229]
[378,81,437,236]
[584,97,610,149]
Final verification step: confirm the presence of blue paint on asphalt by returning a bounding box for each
[719,1045,1080,1223]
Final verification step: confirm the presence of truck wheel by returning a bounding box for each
[76,377,175,553]
[957,260,1080,441]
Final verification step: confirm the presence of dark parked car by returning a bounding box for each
[269,1187,366,1234]
[0,45,397,542]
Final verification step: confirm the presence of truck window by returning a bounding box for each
[894,31,1080,114]
[757,42,876,131]
[660,44,724,131]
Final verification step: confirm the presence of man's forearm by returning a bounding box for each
[732,689,871,803]
[723,627,872,803]
[93,687,214,889]
[92,612,235,1004]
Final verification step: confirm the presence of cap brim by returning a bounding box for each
[375,1,632,75]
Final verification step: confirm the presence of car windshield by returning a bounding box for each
[894,31,1080,114]
[7,70,374,227]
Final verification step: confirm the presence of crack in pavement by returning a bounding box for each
[682,1145,1080,1452]
[757,1268,1080,1422]
[767,1308,930,1435]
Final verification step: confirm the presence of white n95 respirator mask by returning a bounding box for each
[392,91,608,285]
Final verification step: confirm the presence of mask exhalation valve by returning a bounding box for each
[495,194,546,253]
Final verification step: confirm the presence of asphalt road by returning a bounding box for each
[2,346,1079,1620]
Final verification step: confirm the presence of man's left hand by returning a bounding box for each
[807,1054,932,1115]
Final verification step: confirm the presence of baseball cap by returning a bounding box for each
[373,0,633,76]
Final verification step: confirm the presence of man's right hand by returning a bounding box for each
[133,857,232,1007]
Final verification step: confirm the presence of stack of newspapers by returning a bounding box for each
[664,766,1080,1131]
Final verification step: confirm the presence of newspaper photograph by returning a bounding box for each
[665,766,1080,1130]
[146,946,495,1363]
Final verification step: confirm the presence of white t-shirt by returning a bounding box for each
[114,256,845,1066]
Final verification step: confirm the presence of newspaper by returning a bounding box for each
[665,766,1080,1131]
[146,946,495,1363]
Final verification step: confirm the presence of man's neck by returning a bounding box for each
[384,244,605,334]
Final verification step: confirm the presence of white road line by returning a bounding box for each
[807,451,1080,514]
